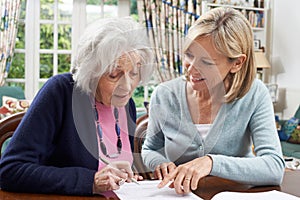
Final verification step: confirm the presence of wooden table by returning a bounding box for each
[1,171,299,200]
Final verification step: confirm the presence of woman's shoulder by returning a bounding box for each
[250,78,269,94]
[150,76,186,105]
[155,76,185,92]
[36,73,74,98]
[42,73,74,90]
[238,78,270,103]
[47,73,74,84]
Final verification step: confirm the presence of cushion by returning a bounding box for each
[282,117,299,138]
[0,96,31,120]
[0,86,25,106]
[287,126,300,144]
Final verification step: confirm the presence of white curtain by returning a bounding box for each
[139,0,201,83]
[0,0,22,86]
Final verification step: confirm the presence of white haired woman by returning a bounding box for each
[0,17,154,195]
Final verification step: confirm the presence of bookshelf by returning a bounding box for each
[202,0,271,82]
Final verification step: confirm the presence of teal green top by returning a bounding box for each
[142,77,285,185]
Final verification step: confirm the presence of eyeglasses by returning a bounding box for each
[94,105,122,159]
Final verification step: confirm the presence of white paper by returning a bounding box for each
[211,190,300,200]
[114,180,203,200]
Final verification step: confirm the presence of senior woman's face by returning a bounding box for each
[96,52,141,107]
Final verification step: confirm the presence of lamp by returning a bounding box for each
[254,52,271,69]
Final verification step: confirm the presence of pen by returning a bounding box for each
[99,156,140,185]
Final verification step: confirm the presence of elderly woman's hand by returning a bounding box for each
[93,161,134,194]
[110,161,143,182]
[158,156,212,194]
[154,162,177,180]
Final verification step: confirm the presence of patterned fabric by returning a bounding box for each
[0,96,31,119]
[140,0,201,82]
[288,127,300,144]
[282,117,299,138]
[0,0,22,85]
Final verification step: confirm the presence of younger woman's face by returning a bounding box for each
[183,36,243,92]
[96,52,141,107]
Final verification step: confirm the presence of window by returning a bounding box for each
[7,0,74,99]
[7,0,149,111]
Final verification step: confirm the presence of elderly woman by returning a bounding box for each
[0,17,154,195]
[142,7,285,194]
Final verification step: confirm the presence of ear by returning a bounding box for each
[230,54,247,73]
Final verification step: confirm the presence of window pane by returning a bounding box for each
[58,24,72,50]
[87,0,101,3]
[103,3,118,18]
[40,24,54,49]
[130,0,139,21]
[132,86,145,108]
[86,0,117,24]
[7,82,25,91]
[40,0,54,20]
[58,0,73,21]
[103,0,118,5]
[19,0,27,19]
[58,54,71,74]
[9,53,25,79]
[39,82,46,90]
[15,23,25,49]
[40,54,53,78]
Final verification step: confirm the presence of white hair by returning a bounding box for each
[71,17,155,94]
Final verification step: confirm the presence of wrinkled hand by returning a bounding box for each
[154,162,176,180]
[110,161,144,183]
[93,161,133,194]
[109,161,134,181]
[158,156,212,194]
[133,174,144,181]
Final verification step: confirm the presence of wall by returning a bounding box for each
[270,0,300,119]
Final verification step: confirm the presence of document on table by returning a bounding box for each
[114,180,300,200]
[114,180,202,200]
[211,190,300,200]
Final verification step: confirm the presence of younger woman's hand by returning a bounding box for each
[158,156,213,194]
[154,162,176,180]
[133,174,144,181]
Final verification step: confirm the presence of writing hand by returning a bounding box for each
[93,164,129,193]
[109,161,134,181]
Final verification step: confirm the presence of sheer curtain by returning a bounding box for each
[0,0,22,86]
[139,0,201,83]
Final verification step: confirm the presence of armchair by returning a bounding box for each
[278,105,300,159]
[133,114,154,180]
[0,111,25,157]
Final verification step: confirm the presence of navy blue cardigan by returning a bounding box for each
[0,73,136,195]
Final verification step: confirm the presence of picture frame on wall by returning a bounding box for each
[254,39,261,51]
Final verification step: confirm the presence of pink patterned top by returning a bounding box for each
[95,102,133,170]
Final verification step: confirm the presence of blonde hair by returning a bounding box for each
[71,17,155,94]
[184,7,255,102]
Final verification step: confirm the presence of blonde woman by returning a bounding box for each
[142,7,285,194]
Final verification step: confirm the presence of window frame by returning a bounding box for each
[7,0,130,99]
